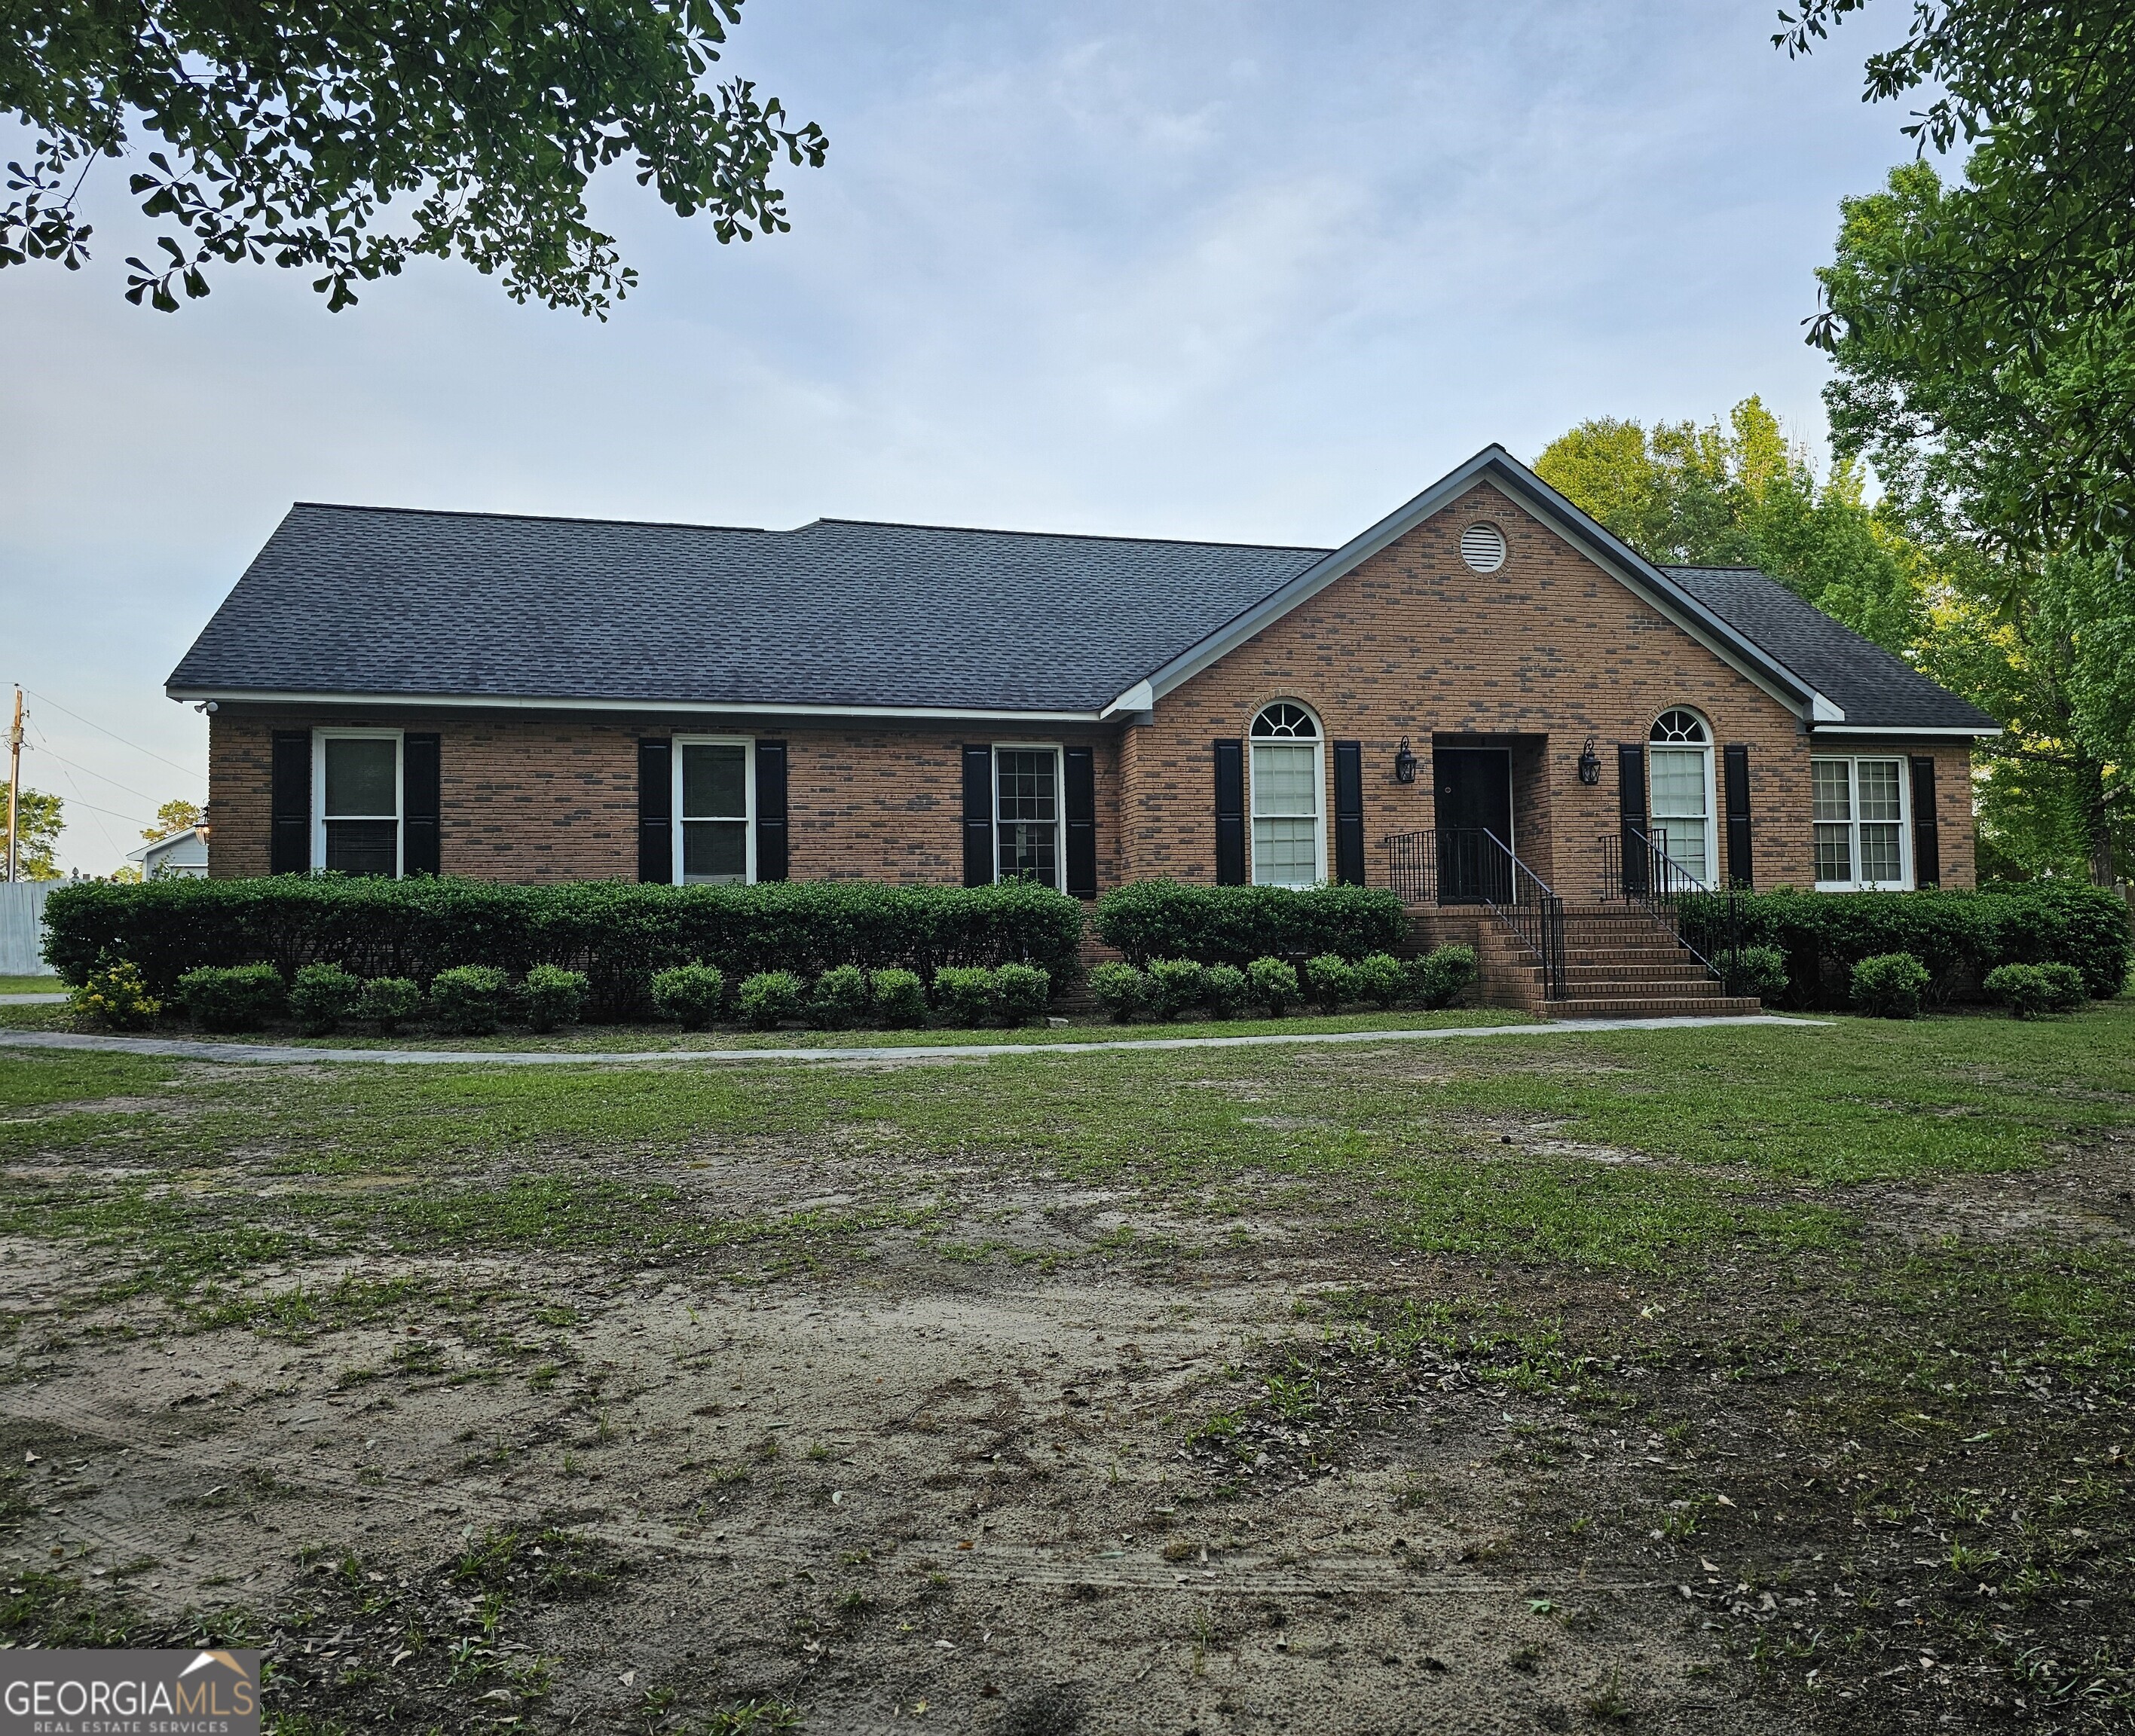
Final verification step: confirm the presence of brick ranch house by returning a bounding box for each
[168,447,1998,1014]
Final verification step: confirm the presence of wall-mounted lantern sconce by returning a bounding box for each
[195,805,211,845]
[1393,737,1419,784]
[1577,736,1602,785]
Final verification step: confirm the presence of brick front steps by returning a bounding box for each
[1409,903,1760,1019]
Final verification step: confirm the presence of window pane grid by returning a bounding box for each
[1812,757,1906,887]
[1250,726,1320,887]
[995,750,1060,888]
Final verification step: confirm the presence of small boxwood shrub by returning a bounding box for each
[994,962,1051,1025]
[1090,961,1149,1024]
[1720,945,1788,1001]
[177,963,286,1032]
[1352,953,1406,1010]
[70,959,160,1031]
[523,964,589,1032]
[358,975,421,1032]
[651,964,726,1029]
[1851,952,1928,1020]
[1408,945,1478,1010]
[870,968,928,1028]
[1093,881,1405,967]
[739,970,806,1030]
[809,964,872,1029]
[1305,953,1356,1013]
[289,962,363,1035]
[931,965,999,1027]
[1144,958,1207,1021]
[1201,963,1248,1019]
[1984,961,2087,1019]
[432,964,508,1035]
[1247,956,1299,1016]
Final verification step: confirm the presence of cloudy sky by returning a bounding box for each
[2,0,1919,874]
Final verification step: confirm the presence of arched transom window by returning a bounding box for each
[1647,708,1713,887]
[1249,703,1323,888]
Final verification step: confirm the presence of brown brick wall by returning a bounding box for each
[208,710,1123,888]
[202,483,1978,894]
[1117,480,1977,894]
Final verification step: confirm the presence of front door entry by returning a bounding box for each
[1433,746,1513,903]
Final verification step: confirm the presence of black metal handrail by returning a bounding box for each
[1599,826,1742,983]
[1384,827,1565,998]
[1482,828,1566,1000]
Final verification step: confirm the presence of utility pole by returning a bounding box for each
[5,687,20,885]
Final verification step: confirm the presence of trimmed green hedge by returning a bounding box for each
[1678,884,2130,1008]
[41,876,1084,1019]
[1092,881,1406,967]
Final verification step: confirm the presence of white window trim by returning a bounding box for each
[312,727,403,879]
[992,742,1066,890]
[1647,711,1718,891]
[1812,754,1913,891]
[671,735,757,886]
[1248,706,1327,889]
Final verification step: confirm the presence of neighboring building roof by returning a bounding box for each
[1662,566,1999,734]
[166,505,1325,717]
[127,827,209,866]
[166,453,1996,735]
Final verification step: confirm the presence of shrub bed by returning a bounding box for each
[1090,946,1475,1023]
[1678,885,2129,1010]
[1092,881,1405,967]
[42,876,1085,1016]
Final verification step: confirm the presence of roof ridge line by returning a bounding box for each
[802,515,1332,553]
[289,501,772,534]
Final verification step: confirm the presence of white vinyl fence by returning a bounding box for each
[0,881,56,976]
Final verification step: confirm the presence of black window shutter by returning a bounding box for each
[1332,740,1365,886]
[962,744,994,888]
[1214,739,1246,885]
[638,739,673,885]
[755,741,789,882]
[1910,755,1941,888]
[1063,745,1097,897]
[1617,742,1649,896]
[1722,742,1752,889]
[400,733,440,877]
[269,731,311,875]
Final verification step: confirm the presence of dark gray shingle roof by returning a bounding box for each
[167,503,1993,732]
[167,505,1326,713]
[1661,566,1997,732]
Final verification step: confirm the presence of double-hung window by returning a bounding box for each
[1812,756,1909,889]
[1249,703,1324,888]
[996,747,1062,888]
[675,738,754,884]
[315,731,402,876]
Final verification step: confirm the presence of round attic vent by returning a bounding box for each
[1461,521,1507,573]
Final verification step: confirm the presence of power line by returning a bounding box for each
[23,732,167,807]
[20,686,203,781]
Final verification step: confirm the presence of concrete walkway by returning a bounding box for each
[0,992,66,1005]
[0,1013,1827,1068]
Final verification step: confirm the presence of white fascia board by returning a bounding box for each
[166,687,1108,725]
[1101,680,1154,717]
[1810,723,2003,738]
[1138,446,1824,723]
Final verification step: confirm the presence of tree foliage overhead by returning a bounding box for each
[1780,0,2135,549]
[1533,396,1925,653]
[0,0,827,313]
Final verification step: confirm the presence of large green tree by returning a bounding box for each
[1,784,64,881]
[1781,0,2135,550]
[1820,164,2135,885]
[1533,396,1925,653]
[0,0,826,313]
